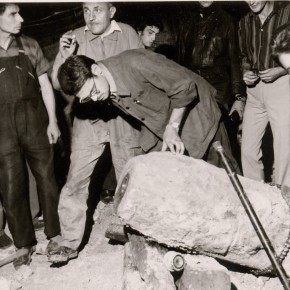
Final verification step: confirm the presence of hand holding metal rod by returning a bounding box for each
[213,141,290,290]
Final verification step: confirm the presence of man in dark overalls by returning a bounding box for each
[0,3,61,269]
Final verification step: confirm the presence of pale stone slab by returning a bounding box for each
[116,152,290,270]
[128,233,176,290]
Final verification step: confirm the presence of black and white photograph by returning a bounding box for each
[0,1,290,289]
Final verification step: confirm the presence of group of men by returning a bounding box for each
[1,1,290,270]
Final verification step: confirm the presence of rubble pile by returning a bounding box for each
[114,152,290,289]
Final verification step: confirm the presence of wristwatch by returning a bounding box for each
[167,122,180,130]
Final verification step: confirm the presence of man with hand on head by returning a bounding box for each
[50,2,142,264]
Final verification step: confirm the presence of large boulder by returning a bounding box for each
[115,152,290,271]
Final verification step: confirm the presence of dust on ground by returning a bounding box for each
[0,202,286,290]
[0,202,124,290]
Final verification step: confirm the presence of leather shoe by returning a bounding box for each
[48,246,78,264]
[45,235,62,256]
[0,232,13,249]
[100,189,114,204]
[13,245,36,270]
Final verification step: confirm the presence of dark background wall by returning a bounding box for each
[18,1,250,66]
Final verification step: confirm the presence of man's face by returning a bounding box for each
[198,1,213,8]
[245,1,268,14]
[76,76,110,103]
[0,4,23,35]
[139,25,160,48]
[278,53,290,74]
[82,2,116,35]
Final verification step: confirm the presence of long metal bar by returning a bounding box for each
[213,141,290,290]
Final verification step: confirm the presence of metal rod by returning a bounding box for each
[213,141,290,290]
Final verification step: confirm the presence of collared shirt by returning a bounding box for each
[84,20,121,39]
[52,21,142,89]
[0,34,50,76]
[239,2,290,71]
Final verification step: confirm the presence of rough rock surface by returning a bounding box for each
[116,152,290,270]
[0,187,287,289]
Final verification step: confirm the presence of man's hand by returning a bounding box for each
[161,125,185,154]
[258,67,286,83]
[229,100,245,120]
[47,121,60,144]
[59,30,77,60]
[243,70,260,86]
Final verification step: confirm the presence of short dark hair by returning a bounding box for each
[58,55,95,96]
[136,14,163,33]
[0,3,9,15]
[272,23,290,56]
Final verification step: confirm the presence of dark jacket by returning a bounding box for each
[178,5,245,106]
[101,49,221,158]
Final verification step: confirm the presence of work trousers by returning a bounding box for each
[241,75,290,186]
[0,100,60,248]
[58,116,142,250]
[0,166,40,239]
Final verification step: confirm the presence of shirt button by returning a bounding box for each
[141,117,145,121]
[126,106,130,110]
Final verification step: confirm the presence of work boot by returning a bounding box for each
[0,232,13,249]
[47,246,78,264]
[45,235,62,256]
[100,189,115,204]
[13,245,36,270]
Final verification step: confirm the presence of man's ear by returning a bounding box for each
[109,6,116,19]
[91,64,102,76]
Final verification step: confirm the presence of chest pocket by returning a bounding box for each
[0,56,22,103]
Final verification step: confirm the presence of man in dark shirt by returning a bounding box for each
[177,1,245,169]
[239,1,290,187]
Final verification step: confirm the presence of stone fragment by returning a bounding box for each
[115,152,290,270]
[128,233,175,290]
[176,255,231,290]
[123,242,146,290]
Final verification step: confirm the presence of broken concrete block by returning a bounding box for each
[176,255,231,290]
[123,242,146,290]
[128,233,176,290]
[115,152,290,271]
[105,213,128,243]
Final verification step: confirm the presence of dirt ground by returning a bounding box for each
[0,201,286,290]
[0,202,124,290]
